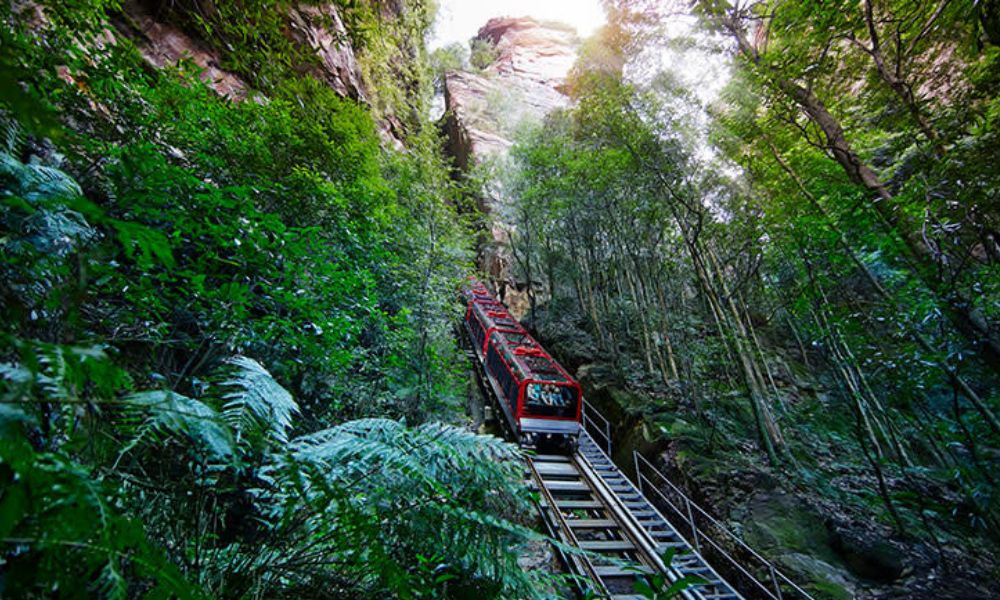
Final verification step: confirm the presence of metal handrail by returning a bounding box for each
[635,452,815,600]
[581,397,612,455]
[578,397,815,600]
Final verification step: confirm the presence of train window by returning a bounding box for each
[522,356,559,375]
[486,345,518,412]
[523,383,578,418]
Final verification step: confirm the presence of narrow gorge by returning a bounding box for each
[2,1,1000,599]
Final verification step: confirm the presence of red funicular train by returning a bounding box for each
[462,280,582,452]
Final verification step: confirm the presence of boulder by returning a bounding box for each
[828,523,907,583]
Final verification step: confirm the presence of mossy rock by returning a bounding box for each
[829,527,906,582]
[780,553,856,600]
[742,492,840,565]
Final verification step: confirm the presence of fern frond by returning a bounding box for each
[124,390,235,462]
[21,162,83,201]
[221,356,298,448]
[95,560,128,600]
[254,419,560,597]
[0,403,36,439]
[0,112,23,154]
[284,418,430,493]
[37,345,72,402]
[0,151,26,182]
[22,208,97,256]
[0,150,82,201]
[413,421,522,461]
[0,361,33,389]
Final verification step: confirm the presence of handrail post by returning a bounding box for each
[633,451,642,495]
[605,421,612,455]
[770,565,783,600]
[685,497,700,553]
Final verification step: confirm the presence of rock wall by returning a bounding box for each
[444,17,576,172]
[116,0,402,147]
[442,17,578,314]
[119,0,251,99]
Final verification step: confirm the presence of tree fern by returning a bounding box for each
[258,418,554,597]
[220,356,298,449]
[122,390,235,463]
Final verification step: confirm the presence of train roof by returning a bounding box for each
[489,328,576,386]
[470,300,523,333]
[464,278,579,388]
[461,279,494,301]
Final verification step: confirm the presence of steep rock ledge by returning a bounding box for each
[443,16,576,173]
[115,0,403,147]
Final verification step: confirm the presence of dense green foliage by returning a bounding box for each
[6,0,1000,596]
[0,0,555,597]
[500,0,1000,596]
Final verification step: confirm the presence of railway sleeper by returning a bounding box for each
[545,499,602,509]
[578,540,636,551]
[532,462,579,477]
[593,565,654,578]
[566,519,617,529]
[542,481,590,492]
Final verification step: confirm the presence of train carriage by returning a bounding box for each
[462,280,581,451]
[466,300,524,354]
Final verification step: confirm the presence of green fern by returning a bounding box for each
[255,418,555,597]
[0,150,82,202]
[122,390,235,463]
[221,356,298,449]
[0,430,204,599]
[0,110,23,154]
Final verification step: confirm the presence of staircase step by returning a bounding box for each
[656,541,690,551]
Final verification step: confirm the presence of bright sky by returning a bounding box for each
[429,0,607,49]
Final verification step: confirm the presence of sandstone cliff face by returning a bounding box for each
[443,17,578,313]
[117,0,406,146]
[444,17,576,172]
[120,0,367,101]
[287,4,367,102]
[119,0,251,99]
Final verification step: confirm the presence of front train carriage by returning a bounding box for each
[484,329,582,451]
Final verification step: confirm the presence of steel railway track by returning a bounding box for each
[527,433,742,600]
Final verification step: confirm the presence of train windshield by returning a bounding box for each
[523,383,578,418]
